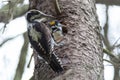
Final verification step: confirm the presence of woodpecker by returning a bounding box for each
[48,20,64,43]
[25,9,63,73]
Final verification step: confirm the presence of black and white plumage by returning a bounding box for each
[25,10,63,73]
[48,20,64,43]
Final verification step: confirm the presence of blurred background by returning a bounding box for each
[0,0,120,80]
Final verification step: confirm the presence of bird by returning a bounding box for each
[48,20,64,43]
[25,9,63,73]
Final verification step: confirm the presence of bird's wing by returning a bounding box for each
[28,22,53,59]
[37,22,53,54]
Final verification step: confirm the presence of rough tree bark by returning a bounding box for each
[29,0,103,80]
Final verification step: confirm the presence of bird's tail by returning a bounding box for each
[49,53,63,73]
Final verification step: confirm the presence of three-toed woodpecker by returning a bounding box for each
[25,9,63,73]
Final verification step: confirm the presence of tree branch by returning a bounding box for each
[103,59,114,65]
[96,0,120,6]
[111,37,120,50]
[103,6,111,50]
[103,48,118,60]
[13,32,29,80]
[0,4,28,23]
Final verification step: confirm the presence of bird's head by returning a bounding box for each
[25,9,55,23]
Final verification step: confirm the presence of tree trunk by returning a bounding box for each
[113,66,120,80]
[29,0,103,80]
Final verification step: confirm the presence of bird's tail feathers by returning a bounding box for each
[49,53,63,73]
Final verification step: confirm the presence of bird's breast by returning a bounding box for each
[29,27,41,42]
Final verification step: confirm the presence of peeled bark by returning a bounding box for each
[29,0,103,80]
